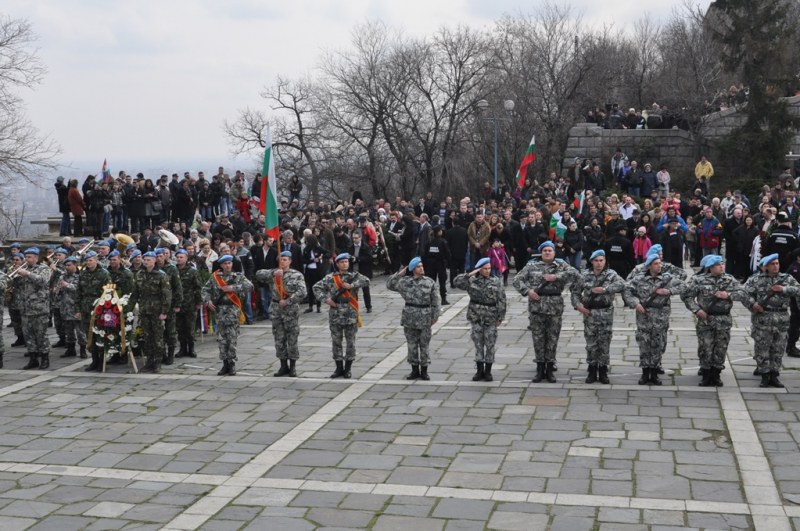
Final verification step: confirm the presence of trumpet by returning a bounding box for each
[8,263,29,279]
[75,240,97,256]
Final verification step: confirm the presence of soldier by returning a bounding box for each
[155,248,183,365]
[129,249,143,274]
[175,249,202,359]
[453,256,507,382]
[96,240,112,269]
[571,250,625,384]
[7,253,25,348]
[623,254,685,385]
[56,257,83,359]
[786,249,800,358]
[387,256,440,380]
[256,251,307,377]
[512,241,580,383]
[680,254,747,386]
[106,250,134,364]
[202,255,253,376]
[743,253,800,387]
[627,244,688,282]
[77,251,111,370]
[129,252,171,373]
[17,248,52,370]
[0,270,6,368]
[49,247,70,349]
[313,253,370,379]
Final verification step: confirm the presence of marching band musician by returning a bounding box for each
[17,248,52,370]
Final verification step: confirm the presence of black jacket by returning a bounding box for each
[56,182,70,213]
[251,244,278,271]
[444,225,468,268]
[349,241,373,278]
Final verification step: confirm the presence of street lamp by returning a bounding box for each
[476,99,515,194]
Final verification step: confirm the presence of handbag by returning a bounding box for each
[103,204,113,213]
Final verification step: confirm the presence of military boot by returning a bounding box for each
[274,359,290,377]
[152,354,162,374]
[598,365,610,385]
[176,341,187,358]
[11,336,25,347]
[79,345,87,358]
[217,360,230,376]
[406,365,420,380]
[228,360,237,376]
[343,360,353,379]
[698,367,714,387]
[472,362,485,382]
[786,345,800,358]
[712,368,724,387]
[545,363,557,383]
[288,359,297,377]
[52,337,66,348]
[769,371,784,388]
[330,360,344,378]
[186,338,197,358]
[638,368,650,385]
[0,353,3,369]
[163,347,175,366]
[39,352,50,370]
[753,367,760,376]
[649,368,662,386]
[532,362,545,383]
[483,363,493,382]
[656,366,665,375]
[419,366,430,381]
[61,344,77,358]
[585,364,598,384]
[23,353,39,370]
[759,372,771,388]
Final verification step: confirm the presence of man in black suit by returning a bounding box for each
[348,231,373,312]
[281,230,304,273]
[445,217,468,288]
[417,213,432,258]
[252,234,279,319]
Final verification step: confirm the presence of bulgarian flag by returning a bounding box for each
[259,128,281,245]
[515,135,536,188]
[101,159,111,184]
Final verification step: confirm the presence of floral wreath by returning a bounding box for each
[89,284,134,354]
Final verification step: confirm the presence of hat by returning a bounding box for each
[54,247,68,255]
[77,238,90,244]
[279,250,292,258]
[154,248,166,255]
[98,241,111,248]
[11,253,23,260]
[629,107,636,113]
[538,241,555,252]
[760,253,779,267]
[335,253,351,262]
[108,250,120,258]
[175,249,188,256]
[218,254,233,264]
[142,251,156,259]
[777,212,789,223]
[125,242,137,251]
[647,244,662,257]
[637,227,646,234]
[475,257,491,268]
[64,256,78,264]
[130,250,142,258]
[23,247,39,256]
[590,250,605,261]
[56,176,64,183]
[644,254,661,268]
[568,219,577,226]
[704,255,723,268]
[9,242,21,249]
[408,257,422,271]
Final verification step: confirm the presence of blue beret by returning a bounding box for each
[23,247,39,255]
[77,238,90,244]
[590,250,605,261]
[9,242,21,249]
[538,241,555,252]
[335,253,350,262]
[64,256,78,264]
[142,251,156,259]
[647,244,662,257]
[11,253,23,260]
[704,255,723,268]
[644,254,661,268]
[130,250,142,258]
[475,257,491,269]
[698,255,712,270]
[125,242,137,251]
[175,249,188,256]
[760,253,779,268]
[154,248,166,255]
[280,251,292,258]
[84,251,98,259]
[98,241,111,248]
[218,254,233,264]
[54,247,68,255]
[408,257,422,271]
[108,250,120,258]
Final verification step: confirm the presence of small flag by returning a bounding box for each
[259,128,281,246]
[101,159,111,184]
[515,135,536,189]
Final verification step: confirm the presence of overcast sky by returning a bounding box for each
[6,0,712,178]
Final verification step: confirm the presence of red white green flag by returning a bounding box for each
[515,135,536,189]
[259,128,280,244]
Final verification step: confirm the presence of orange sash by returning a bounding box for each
[333,274,362,328]
[213,271,246,324]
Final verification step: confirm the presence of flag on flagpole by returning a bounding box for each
[573,190,585,213]
[101,159,111,184]
[259,129,281,246]
[515,135,536,189]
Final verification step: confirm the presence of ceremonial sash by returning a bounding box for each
[213,271,246,324]
[333,274,362,328]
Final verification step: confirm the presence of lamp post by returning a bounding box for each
[476,99,515,194]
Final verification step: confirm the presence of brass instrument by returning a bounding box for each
[115,233,135,252]
[75,240,97,256]
[158,229,179,248]
[8,263,29,279]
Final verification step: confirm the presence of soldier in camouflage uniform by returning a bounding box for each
[453,256,507,382]
[17,248,52,370]
[106,250,134,364]
[0,270,6,368]
[155,248,183,365]
[387,256,441,380]
[49,247,69,349]
[77,251,111,370]
[512,241,580,383]
[7,253,25,348]
[202,255,253,376]
[313,253,371,379]
[175,249,202,359]
[96,240,112,269]
[56,257,83,359]
[627,244,688,282]
[743,253,800,388]
[256,251,307,378]
[623,254,686,385]
[571,250,625,384]
[129,252,171,373]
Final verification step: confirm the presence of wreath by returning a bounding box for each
[89,284,134,355]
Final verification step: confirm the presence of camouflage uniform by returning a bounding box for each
[176,264,202,357]
[627,261,687,282]
[387,273,440,368]
[57,271,84,352]
[77,266,111,359]
[570,268,625,367]
[623,269,685,369]
[49,264,66,344]
[130,268,171,371]
[108,266,134,299]
[0,273,6,367]
[18,264,52,365]
[680,272,747,372]
[512,258,580,366]
[201,272,253,364]
[157,262,183,360]
[743,271,800,375]
[313,271,370,362]
[256,268,307,361]
[453,273,507,364]
[7,266,24,343]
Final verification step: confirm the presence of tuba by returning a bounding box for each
[115,233,135,252]
[158,229,179,249]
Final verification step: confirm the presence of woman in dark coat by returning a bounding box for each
[128,179,147,233]
[733,215,759,279]
[302,235,330,313]
[67,179,85,237]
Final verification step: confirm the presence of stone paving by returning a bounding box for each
[0,275,799,530]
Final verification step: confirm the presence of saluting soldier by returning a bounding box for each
[256,251,307,378]
[56,257,83,360]
[155,248,183,365]
[129,252,171,373]
[202,255,253,376]
[512,241,580,383]
[623,254,685,385]
[106,250,134,364]
[453,256,507,382]
[743,253,800,388]
[387,256,441,381]
[77,251,111,370]
[17,248,52,370]
[680,254,747,387]
[570,250,625,384]
[313,253,371,379]
[49,247,70,349]
[175,249,202,359]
